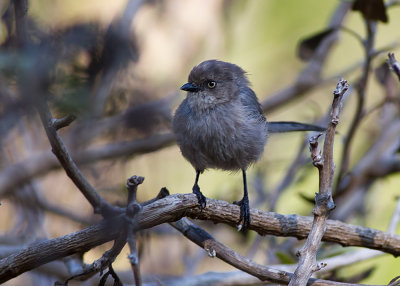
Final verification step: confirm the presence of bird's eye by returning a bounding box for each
[207,81,217,89]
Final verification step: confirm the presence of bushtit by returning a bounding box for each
[173,60,324,231]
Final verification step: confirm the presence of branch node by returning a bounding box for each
[51,114,77,130]
[128,253,139,265]
[312,262,327,273]
[313,193,336,216]
[309,134,324,168]
[126,175,145,205]
[126,202,142,219]
[204,240,217,257]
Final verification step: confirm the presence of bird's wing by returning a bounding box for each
[238,87,265,119]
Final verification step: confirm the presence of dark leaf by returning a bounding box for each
[352,0,388,23]
[297,28,336,61]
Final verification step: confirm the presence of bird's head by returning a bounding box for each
[181,60,249,110]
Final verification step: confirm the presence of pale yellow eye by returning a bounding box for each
[207,81,217,89]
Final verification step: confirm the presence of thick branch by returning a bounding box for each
[1,194,400,283]
[171,218,363,286]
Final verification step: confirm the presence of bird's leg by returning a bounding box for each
[193,170,206,209]
[233,169,251,231]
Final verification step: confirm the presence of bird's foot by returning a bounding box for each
[193,184,206,210]
[233,198,251,232]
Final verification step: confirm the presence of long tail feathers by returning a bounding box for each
[268,121,326,133]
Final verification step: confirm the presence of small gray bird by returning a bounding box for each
[173,60,324,231]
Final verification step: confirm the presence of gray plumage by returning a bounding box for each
[172,60,324,231]
[173,60,268,172]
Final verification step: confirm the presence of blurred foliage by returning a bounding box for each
[1,0,400,285]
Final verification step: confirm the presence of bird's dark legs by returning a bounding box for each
[193,170,206,209]
[234,169,251,231]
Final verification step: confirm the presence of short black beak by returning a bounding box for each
[181,82,200,92]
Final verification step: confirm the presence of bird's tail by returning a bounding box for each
[268,121,326,133]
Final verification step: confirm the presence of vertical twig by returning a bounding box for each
[13,0,28,47]
[126,176,144,286]
[289,79,349,286]
[336,20,376,193]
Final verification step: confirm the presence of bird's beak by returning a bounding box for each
[181,82,200,92]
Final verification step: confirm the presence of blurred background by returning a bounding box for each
[1,0,400,285]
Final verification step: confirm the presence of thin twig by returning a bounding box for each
[289,79,348,285]
[35,99,120,217]
[52,115,77,131]
[261,2,351,113]
[126,176,144,286]
[58,233,127,284]
[336,21,376,194]
[387,53,400,81]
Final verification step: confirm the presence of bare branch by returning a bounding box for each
[125,176,144,286]
[52,115,77,131]
[289,79,348,285]
[261,2,351,113]
[1,193,400,283]
[336,21,376,190]
[35,100,119,217]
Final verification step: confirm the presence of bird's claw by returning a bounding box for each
[233,198,251,232]
[193,184,206,210]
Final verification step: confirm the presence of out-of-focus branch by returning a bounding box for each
[388,53,400,81]
[0,132,175,197]
[91,0,143,116]
[336,20,376,192]
[333,119,400,218]
[13,0,28,47]
[35,99,120,217]
[261,1,351,113]
[289,79,348,285]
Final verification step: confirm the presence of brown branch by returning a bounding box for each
[126,176,144,286]
[35,100,119,217]
[289,79,348,285]
[2,193,400,283]
[171,218,363,286]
